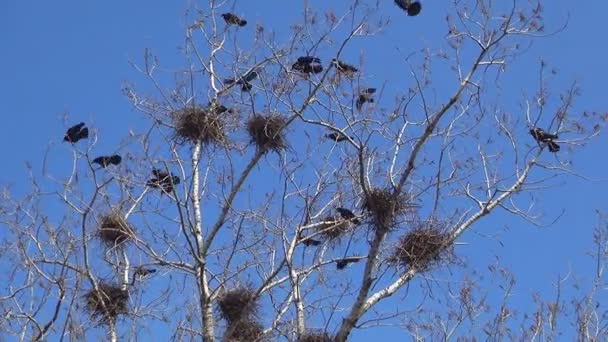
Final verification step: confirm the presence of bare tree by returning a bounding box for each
[1,1,605,341]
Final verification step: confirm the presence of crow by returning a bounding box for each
[63,122,89,143]
[336,207,361,225]
[298,232,321,247]
[297,56,322,64]
[325,132,350,142]
[222,13,247,27]
[147,169,181,194]
[336,257,362,270]
[530,127,560,153]
[131,267,157,285]
[547,140,561,153]
[331,59,358,74]
[224,69,259,92]
[395,0,422,16]
[292,56,323,74]
[93,155,122,168]
[356,88,376,111]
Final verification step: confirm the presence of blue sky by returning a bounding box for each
[1,0,608,340]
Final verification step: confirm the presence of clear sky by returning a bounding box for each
[1,0,608,340]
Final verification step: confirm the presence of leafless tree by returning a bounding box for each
[1,1,606,341]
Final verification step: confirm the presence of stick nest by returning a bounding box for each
[172,106,227,145]
[362,188,412,231]
[97,212,135,246]
[247,114,287,152]
[389,221,452,271]
[298,331,333,342]
[316,215,351,240]
[217,286,259,323]
[84,283,129,324]
[223,319,264,342]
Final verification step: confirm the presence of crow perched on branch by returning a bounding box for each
[63,122,89,143]
[331,59,358,74]
[356,88,376,111]
[224,69,259,92]
[395,0,422,16]
[222,13,247,27]
[530,127,560,153]
[336,257,362,270]
[336,207,361,225]
[147,169,181,194]
[298,232,321,247]
[93,155,122,168]
[292,56,323,74]
[325,132,350,142]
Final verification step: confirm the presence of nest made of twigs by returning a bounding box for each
[223,319,264,342]
[316,215,351,240]
[84,283,129,324]
[247,114,287,152]
[298,330,333,342]
[217,286,260,323]
[97,212,135,246]
[389,221,452,271]
[362,188,412,231]
[172,105,227,145]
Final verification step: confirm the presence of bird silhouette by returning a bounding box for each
[331,59,358,74]
[298,232,321,247]
[222,13,247,27]
[530,127,560,153]
[93,155,122,168]
[356,88,376,111]
[325,132,350,142]
[224,69,259,92]
[336,207,361,225]
[336,257,362,270]
[63,122,89,143]
[395,0,422,16]
[147,169,181,194]
[292,56,323,74]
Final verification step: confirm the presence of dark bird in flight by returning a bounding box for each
[224,69,259,92]
[222,13,247,27]
[336,257,362,270]
[336,207,361,225]
[63,122,89,143]
[147,169,181,194]
[325,132,350,142]
[530,127,560,153]
[292,56,323,74]
[331,59,358,74]
[298,232,321,247]
[356,88,376,111]
[395,0,422,16]
[93,155,122,168]
[131,267,157,285]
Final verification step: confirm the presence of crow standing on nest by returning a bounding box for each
[222,13,247,27]
[336,207,361,225]
[93,155,122,168]
[325,132,350,142]
[331,59,358,75]
[63,122,89,143]
[530,127,560,152]
[292,56,323,74]
[356,88,376,111]
[147,169,181,194]
[224,69,259,92]
[395,0,422,16]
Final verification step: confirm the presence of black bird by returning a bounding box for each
[298,232,321,247]
[530,127,560,153]
[395,0,422,16]
[224,69,259,92]
[222,13,247,27]
[131,267,157,285]
[336,207,361,225]
[297,56,322,64]
[336,257,362,270]
[356,88,376,111]
[63,122,89,143]
[547,140,560,153]
[92,155,122,168]
[292,56,323,74]
[331,59,358,74]
[147,169,181,194]
[325,132,350,142]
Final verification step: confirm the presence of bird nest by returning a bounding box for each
[217,286,260,323]
[84,283,129,324]
[389,221,452,271]
[223,319,264,342]
[316,215,351,240]
[247,114,287,152]
[172,106,227,145]
[362,188,412,232]
[298,330,333,342]
[97,213,135,246]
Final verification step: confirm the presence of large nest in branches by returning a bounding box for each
[362,188,412,231]
[316,215,351,241]
[172,106,227,145]
[217,286,259,323]
[97,213,135,246]
[223,319,264,342]
[298,330,333,342]
[84,283,129,324]
[389,221,452,271]
[247,114,287,152]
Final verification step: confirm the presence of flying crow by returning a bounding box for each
[224,69,259,91]
[336,207,361,225]
[325,132,350,142]
[356,88,376,111]
[530,127,560,153]
[147,169,181,194]
[331,59,358,74]
[222,13,247,27]
[93,155,122,168]
[395,0,422,16]
[336,257,362,270]
[292,56,323,74]
[63,122,89,143]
